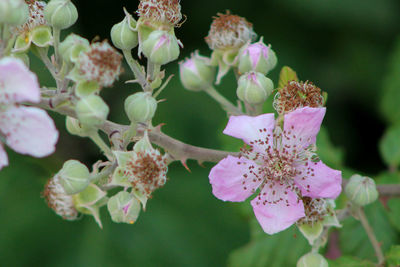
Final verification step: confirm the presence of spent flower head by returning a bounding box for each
[274,81,324,114]
[43,175,79,220]
[75,41,123,88]
[137,0,182,27]
[205,11,256,51]
[209,107,342,234]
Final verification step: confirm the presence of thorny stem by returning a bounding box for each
[205,86,243,115]
[355,207,385,266]
[35,94,400,196]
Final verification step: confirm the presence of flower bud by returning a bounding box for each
[238,40,277,75]
[76,95,109,128]
[179,51,215,92]
[124,92,157,123]
[66,117,93,137]
[297,253,328,267]
[142,30,180,65]
[58,160,90,195]
[0,0,29,26]
[107,191,141,224]
[111,11,138,50]
[59,34,90,63]
[44,0,78,29]
[345,174,378,206]
[237,71,274,104]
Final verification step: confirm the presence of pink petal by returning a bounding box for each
[223,113,275,153]
[0,57,40,104]
[209,155,262,202]
[283,107,326,151]
[294,160,342,199]
[0,106,58,157]
[0,143,8,170]
[251,183,305,234]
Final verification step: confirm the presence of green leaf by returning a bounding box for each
[380,37,400,124]
[386,245,400,267]
[339,201,399,261]
[228,219,309,267]
[278,66,298,89]
[379,124,400,168]
[328,256,375,267]
[317,127,344,169]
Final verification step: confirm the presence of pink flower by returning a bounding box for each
[0,57,58,170]
[209,107,342,234]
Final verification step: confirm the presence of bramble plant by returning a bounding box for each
[1,0,400,266]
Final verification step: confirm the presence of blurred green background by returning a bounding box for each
[1,0,400,266]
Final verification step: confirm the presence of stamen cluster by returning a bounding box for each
[297,197,331,225]
[137,0,182,26]
[43,175,78,220]
[205,11,256,50]
[274,81,324,114]
[16,0,46,34]
[124,149,168,197]
[77,41,123,87]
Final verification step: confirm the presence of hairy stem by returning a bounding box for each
[122,49,150,91]
[205,86,243,115]
[356,207,385,265]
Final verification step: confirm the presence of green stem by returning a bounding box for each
[205,86,243,115]
[52,27,61,67]
[89,132,113,160]
[356,207,385,265]
[122,49,149,90]
[147,61,161,89]
[90,164,116,184]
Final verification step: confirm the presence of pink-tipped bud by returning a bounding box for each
[237,71,274,104]
[142,30,180,65]
[238,39,277,75]
[205,11,256,51]
[179,51,215,91]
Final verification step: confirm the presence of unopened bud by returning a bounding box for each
[297,253,328,267]
[345,174,378,206]
[111,10,138,50]
[237,71,274,104]
[107,191,141,224]
[44,0,78,29]
[179,51,215,92]
[238,40,277,75]
[0,0,29,26]
[76,95,109,128]
[59,34,90,63]
[58,160,90,195]
[142,30,180,65]
[124,92,157,123]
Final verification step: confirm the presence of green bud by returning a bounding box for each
[58,160,90,195]
[179,51,215,91]
[44,0,78,29]
[107,191,141,224]
[133,132,153,152]
[59,34,90,63]
[238,39,277,75]
[237,71,274,104]
[76,95,109,128]
[124,92,157,123]
[111,10,138,50]
[65,116,93,137]
[345,174,379,206]
[142,30,180,65]
[0,0,28,26]
[30,25,53,48]
[297,253,328,267]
